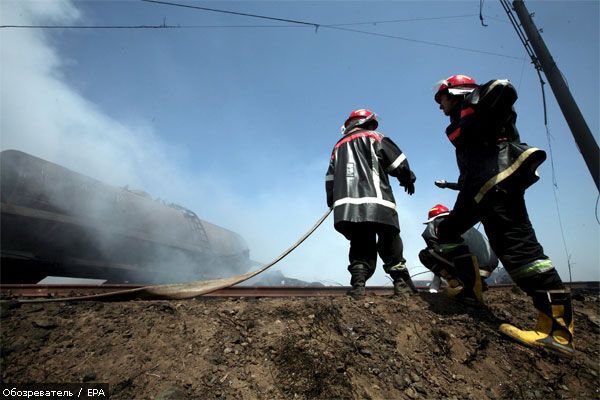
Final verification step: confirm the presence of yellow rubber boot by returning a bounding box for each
[444,278,464,298]
[453,254,484,304]
[499,290,574,356]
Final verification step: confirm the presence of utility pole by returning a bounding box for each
[512,0,599,191]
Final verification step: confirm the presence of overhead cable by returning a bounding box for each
[142,0,523,60]
[500,0,574,282]
[595,194,600,225]
[0,24,179,29]
[1,0,523,60]
[1,14,482,30]
[141,0,320,28]
[483,15,511,24]
[323,14,479,27]
[0,24,308,29]
[479,0,488,27]
[325,25,521,60]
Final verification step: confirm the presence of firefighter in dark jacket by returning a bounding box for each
[432,74,574,355]
[419,203,498,297]
[326,109,417,297]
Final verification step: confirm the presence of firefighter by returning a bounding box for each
[419,203,498,300]
[325,109,417,297]
[432,74,574,355]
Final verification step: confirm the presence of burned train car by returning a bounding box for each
[0,150,251,284]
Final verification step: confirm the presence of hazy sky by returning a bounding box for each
[1,0,598,285]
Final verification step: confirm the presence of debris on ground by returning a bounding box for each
[1,289,598,399]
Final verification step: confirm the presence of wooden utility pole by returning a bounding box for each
[512,0,599,191]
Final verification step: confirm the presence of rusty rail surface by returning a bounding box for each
[1,284,390,298]
[1,282,597,299]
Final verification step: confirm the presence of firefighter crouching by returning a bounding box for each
[432,74,574,356]
[325,109,418,297]
[419,203,498,299]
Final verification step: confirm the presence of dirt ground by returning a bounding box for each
[1,287,599,399]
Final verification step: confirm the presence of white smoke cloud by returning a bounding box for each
[0,1,220,213]
[2,2,155,186]
[0,0,427,286]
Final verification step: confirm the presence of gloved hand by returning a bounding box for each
[435,180,448,188]
[402,181,415,195]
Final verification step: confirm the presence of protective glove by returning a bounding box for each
[402,181,415,196]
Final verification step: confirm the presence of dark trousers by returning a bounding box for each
[419,246,496,280]
[437,187,563,295]
[418,246,467,279]
[337,222,405,279]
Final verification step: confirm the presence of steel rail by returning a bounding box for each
[0,282,600,299]
[0,285,394,298]
[2,282,597,299]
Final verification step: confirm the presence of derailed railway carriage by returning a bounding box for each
[0,150,251,284]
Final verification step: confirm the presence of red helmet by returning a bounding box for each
[434,75,478,103]
[426,204,450,223]
[342,108,378,134]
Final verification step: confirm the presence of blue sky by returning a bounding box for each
[1,0,598,285]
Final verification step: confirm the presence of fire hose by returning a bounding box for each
[11,208,333,303]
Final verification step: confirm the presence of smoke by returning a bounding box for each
[1,1,164,188]
[0,0,428,286]
[0,1,245,284]
[0,149,254,284]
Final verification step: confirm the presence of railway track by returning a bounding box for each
[1,281,597,299]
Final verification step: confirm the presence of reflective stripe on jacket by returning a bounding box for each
[325,128,415,232]
[445,79,546,203]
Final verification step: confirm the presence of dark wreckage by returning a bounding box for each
[0,150,251,284]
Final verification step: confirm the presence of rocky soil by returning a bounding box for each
[1,287,599,399]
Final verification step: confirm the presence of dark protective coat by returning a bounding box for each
[445,79,546,203]
[325,128,415,232]
[437,79,563,294]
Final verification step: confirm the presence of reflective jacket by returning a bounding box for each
[445,79,546,203]
[325,128,415,232]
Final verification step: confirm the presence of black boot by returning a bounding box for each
[388,263,418,295]
[393,278,417,295]
[347,283,365,298]
[347,263,368,298]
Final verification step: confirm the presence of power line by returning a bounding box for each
[0,24,309,29]
[479,0,488,27]
[141,0,319,28]
[1,24,178,29]
[484,14,511,24]
[516,56,527,91]
[325,25,522,60]
[141,0,522,60]
[595,193,600,225]
[1,14,482,30]
[323,14,479,27]
[500,0,573,283]
[1,0,524,60]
